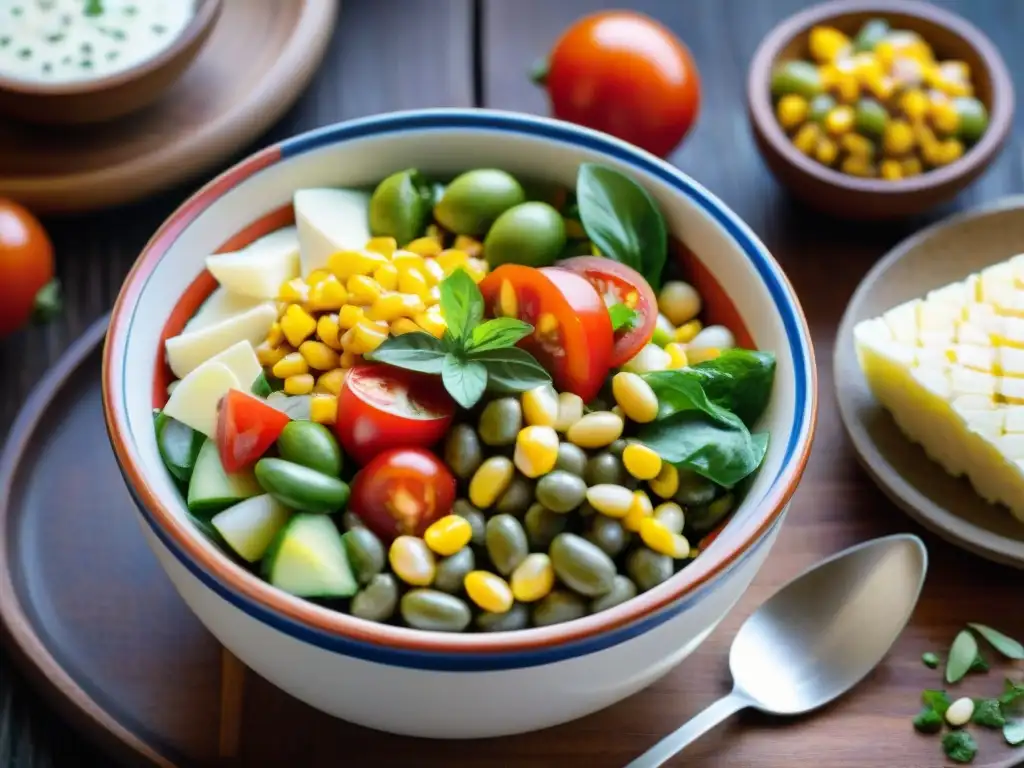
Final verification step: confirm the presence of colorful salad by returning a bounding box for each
[154,163,777,633]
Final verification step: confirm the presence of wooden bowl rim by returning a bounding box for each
[0,0,222,97]
[747,0,1014,195]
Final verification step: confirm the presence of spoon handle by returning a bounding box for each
[624,690,750,768]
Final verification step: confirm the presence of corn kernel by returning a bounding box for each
[510,553,555,603]
[436,249,469,274]
[586,484,634,518]
[814,136,839,166]
[339,350,360,368]
[278,277,309,303]
[863,74,894,101]
[368,293,425,322]
[664,342,689,370]
[307,275,348,311]
[427,285,441,304]
[422,258,445,285]
[391,318,422,335]
[674,320,702,344]
[306,269,331,287]
[338,304,364,330]
[623,489,654,533]
[879,159,903,180]
[424,515,473,556]
[883,119,915,156]
[256,340,289,367]
[833,73,859,104]
[328,249,389,280]
[654,502,685,534]
[792,122,821,155]
[623,443,662,481]
[514,426,559,478]
[272,351,309,379]
[299,340,340,371]
[775,94,808,131]
[902,156,923,177]
[612,372,659,423]
[554,392,584,433]
[875,39,895,67]
[809,25,850,63]
[373,263,399,291]
[929,97,960,134]
[365,237,398,257]
[926,138,964,166]
[389,536,435,586]
[406,236,443,258]
[283,373,314,395]
[469,456,515,508]
[900,89,928,121]
[453,235,483,259]
[398,268,429,298]
[522,384,559,427]
[851,52,883,83]
[464,571,514,614]
[687,346,724,364]
[316,314,342,350]
[465,258,489,282]
[824,105,855,136]
[346,275,382,306]
[840,133,875,159]
[649,463,680,499]
[316,368,346,396]
[391,250,425,273]
[414,308,446,338]
[349,320,389,354]
[640,518,690,559]
[309,394,338,425]
[266,322,284,347]
[280,304,317,347]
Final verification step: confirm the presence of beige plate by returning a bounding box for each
[835,196,1024,569]
[0,0,338,214]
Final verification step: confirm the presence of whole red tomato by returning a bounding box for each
[0,199,59,337]
[535,11,701,157]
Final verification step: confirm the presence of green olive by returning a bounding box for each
[554,442,588,476]
[478,397,522,447]
[686,492,735,534]
[808,94,837,124]
[452,499,486,546]
[532,590,587,627]
[854,98,888,137]
[350,574,399,622]
[524,503,567,549]
[477,602,531,632]
[584,452,627,487]
[434,547,476,594]
[954,97,989,143]
[550,533,617,597]
[434,169,525,236]
[673,469,717,507]
[771,60,822,99]
[485,514,529,576]
[853,18,889,52]
[590,575,638,614]
[484,202,567,269]
[627,547,675,592]
[495,474,535,518]
[276,421,343,477]
[369,169,432,246]
[443,424,483,480]
[585,516,629,558]
[535,470,587,513]
[400,589,472,632]
[341,527,385,585]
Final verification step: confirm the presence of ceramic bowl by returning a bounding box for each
[0,0,222,125]
[102,109,817,739]
[747,0,1013,220]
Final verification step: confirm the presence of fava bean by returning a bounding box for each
[585,515,629,558]
[535,470,587,513]
[673,469,717,507]
[444,424,483,480]
[478,398,522,447]
[687,492,735,534]
[452,499,486,546]
[590,575,638,614]
[485,514,529,575]
[549,533,616,597]
[627,547,675,591]
[351,574,399,622]
[276,421,343,477]
[254,458,350,513]
[476,602,530,632]
[532,590,587,627]
[584,452,627,486]
[495,474,535,518]
[524,503,568,549]
[400,589,472,632]
[342,527,385,585]
[434,547,476,594]
[554,442,587,476]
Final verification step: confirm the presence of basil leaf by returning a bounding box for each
[969,623,1024,660]
[969,652,989,673]
[922,689,952,717]
[1000,678,1024,707]
[686,349,777,427]
[576,163,667,290]
[912,707,942,734]
[641,369,744,428]
[946,629,979,684]
[470,347,552,393]
[441,356,488,409]
[608,303,638,332]
[637,411,768,488]
[1005,718,1024,746]
[364,332,449,374]
[440,268,483,343]
[921,652,940,669]
[468,317,534,353]
[972,698,1005,728]
[942,731,977,764]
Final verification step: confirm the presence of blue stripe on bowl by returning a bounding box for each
[119,109,813,672]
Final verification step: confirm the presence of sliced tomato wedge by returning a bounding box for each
[336,363,455,466]
[557,256,657,367]
[478,264,613,403]
[216,389,291,473]
[349,448,457,542]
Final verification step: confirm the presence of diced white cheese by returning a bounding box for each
[165,303,277,379]
[293,188,373,274]
[162,361,240,437]
[184,287,265,334]
[205,227,301,300]
[205,341,262,389]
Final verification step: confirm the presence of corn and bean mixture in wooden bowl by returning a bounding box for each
[771,17,989,180]
[154,165,777,633]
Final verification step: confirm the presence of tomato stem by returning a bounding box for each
[31,278,62,324]
[529,57,549,86]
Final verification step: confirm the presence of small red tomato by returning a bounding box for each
[216,389,291,473]
[336,364,455,466]
[535,11,701,157]
[0,199,59,337]
[348,448,457,542]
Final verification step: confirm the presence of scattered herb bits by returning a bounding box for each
[922,651,939,669]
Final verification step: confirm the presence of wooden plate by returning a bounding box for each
[834,196,1024,569]
[0,0,338,214]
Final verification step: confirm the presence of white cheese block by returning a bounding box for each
[205,340,263,389]
[162,361,241,437]
[166,303,277,379]
[205,227,301,300]
[184,287,265,334]
[293,188,372,274]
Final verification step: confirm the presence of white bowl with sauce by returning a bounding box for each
[0,0,221,125]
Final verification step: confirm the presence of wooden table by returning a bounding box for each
[2,0,1023,765]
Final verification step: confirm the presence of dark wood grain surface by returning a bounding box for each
[2,0,1024,766]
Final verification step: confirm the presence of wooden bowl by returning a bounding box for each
[747,0,1014,220]
[0,0,222,126]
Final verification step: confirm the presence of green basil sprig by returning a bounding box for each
[365,269,550,408]
[576,163,668,291]
[608,303,638,332]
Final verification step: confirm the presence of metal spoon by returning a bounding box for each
[626,533,928,768]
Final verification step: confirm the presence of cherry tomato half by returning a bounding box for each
[348,448,457,543]
[478,264,613,403]
[537,11,701,158]
[336,364,455,466]
[557,256,657,367]
[0,199,58,337]
[216,389,291,473]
